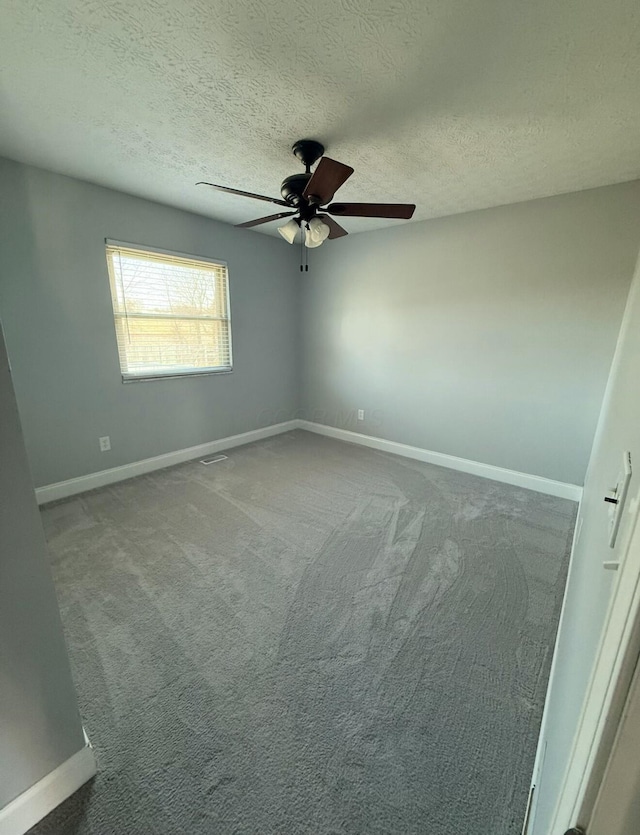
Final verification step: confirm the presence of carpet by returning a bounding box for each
[29,430,575,834]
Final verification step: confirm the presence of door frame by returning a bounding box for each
[588,639,640,834]
[549,498,640,831]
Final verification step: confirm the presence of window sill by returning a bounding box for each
[121,368,233,383]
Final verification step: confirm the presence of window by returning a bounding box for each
[105,241,232,381]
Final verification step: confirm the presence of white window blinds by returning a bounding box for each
[105,242,232,380]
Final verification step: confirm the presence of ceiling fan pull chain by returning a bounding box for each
[299,223,310,271]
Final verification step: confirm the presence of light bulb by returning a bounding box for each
[278,218,299,244]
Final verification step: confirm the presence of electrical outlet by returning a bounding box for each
[357,409,364,421]
[99,436,111,452]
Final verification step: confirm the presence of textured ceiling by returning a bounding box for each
[1,0,640,236]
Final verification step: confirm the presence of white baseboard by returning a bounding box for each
[35,420,298,504]
[297,420,583,501]
[0,744,96,835]
[35,418,582,505]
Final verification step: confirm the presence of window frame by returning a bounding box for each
[105,239,233,383]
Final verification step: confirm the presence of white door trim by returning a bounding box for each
[588,647,640,834]
[549,500,640,831]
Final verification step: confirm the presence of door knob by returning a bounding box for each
[563,828,585,835]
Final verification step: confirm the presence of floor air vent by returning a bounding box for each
[200,454,228,465]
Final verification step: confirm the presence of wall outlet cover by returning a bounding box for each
[99,436,111,452]
[357,409,364,421]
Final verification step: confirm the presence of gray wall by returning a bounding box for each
[531,254,640,834]
[3,156,638,490]
[300,182,640,485]
[0,158,299,487]
[0,321,86,806]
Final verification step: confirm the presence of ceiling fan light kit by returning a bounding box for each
[197,138,416,261]
[278,218,300,244]
[305,217,331,247]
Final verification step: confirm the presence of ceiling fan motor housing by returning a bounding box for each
[280,173,312,207]
[282,139,327,209]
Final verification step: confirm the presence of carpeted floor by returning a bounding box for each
[30,430,575,835]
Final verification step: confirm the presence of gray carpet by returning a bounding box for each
[30,430,575,835]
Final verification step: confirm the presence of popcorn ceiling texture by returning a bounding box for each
[1,0,640,235]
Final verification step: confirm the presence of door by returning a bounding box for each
[589,585,640,835]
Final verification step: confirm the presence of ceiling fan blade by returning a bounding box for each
[197,182,289,207]
[303,157,354,206]
[328,202,416,219]
[236,212,296,229]
[318,214,348,239]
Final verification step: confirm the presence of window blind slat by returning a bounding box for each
[106,243,232,379]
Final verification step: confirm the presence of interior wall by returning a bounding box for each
[0,321,87,808]
[0,157,299,487]
[300,182,640,485]
[531,253,640,834]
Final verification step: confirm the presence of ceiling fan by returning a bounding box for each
[197,139,416,248]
